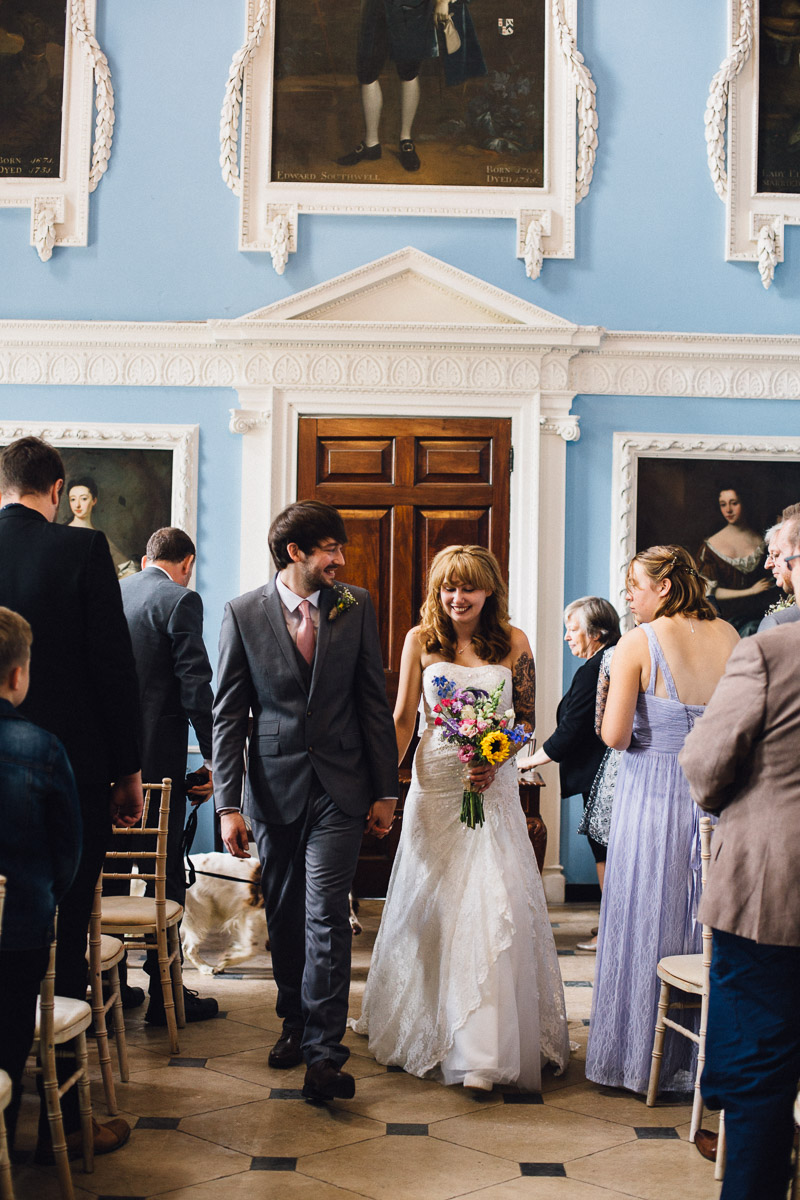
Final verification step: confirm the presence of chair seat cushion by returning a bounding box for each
[35,996,93,1042]
[85,934,125,968]
[100,896,183,928]
[657,953,704,992]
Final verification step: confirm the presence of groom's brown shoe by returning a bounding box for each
[302,1059,356,1102]
[268,1027,304,1069]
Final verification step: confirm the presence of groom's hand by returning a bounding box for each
[365,799,396,839]
[220,811,251,858]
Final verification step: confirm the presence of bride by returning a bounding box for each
[353,545,569,1092]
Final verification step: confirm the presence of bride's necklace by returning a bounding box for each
[456,639,473,655]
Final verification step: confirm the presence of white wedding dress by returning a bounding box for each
[353,663,569,1090]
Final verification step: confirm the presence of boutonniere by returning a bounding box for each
[765,593,796,617]
[328,585,358,621]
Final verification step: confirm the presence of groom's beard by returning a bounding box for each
[298,562,335,593]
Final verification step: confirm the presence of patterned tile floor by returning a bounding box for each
[12,902,722,1199]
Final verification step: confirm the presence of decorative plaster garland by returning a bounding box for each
[705,0,753,202]
[551,0,597,202]
[220,0,270,197]
[71,0,115,194]
[757,217,780,291]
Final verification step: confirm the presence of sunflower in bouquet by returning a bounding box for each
[430,675,533,829]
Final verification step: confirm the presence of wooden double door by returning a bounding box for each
[297,416,512,893]
[297,416,511,701]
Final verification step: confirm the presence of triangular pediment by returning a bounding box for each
[235,248,584,330]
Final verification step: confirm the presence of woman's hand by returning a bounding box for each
[435,0,451,16]
[468,762,498,790]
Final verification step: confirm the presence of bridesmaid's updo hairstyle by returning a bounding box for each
[419,545,512,664]
[628,544,717,621]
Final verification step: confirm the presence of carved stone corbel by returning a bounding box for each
[31,197,65,262]
[266,206,297,275]
[229,408,272,435]
[539,413,580,442]
[752,214,783,291]
[517,210,552,280]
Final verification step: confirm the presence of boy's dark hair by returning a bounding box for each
[66,476,98,499]
[268,501,347,569]
[145,527,196,563]
[0,608,32,678]
[0,437,65,497]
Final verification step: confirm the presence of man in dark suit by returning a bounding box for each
[120,526,218,1024]
[0,436,142,1157]
[679,511,800,1199]
[214,500,397,1102]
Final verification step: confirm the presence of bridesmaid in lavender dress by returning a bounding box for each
[586,545,739,1094]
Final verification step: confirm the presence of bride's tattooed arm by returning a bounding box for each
[512,652,536,730]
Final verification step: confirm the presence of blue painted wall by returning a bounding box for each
[2,2,800,866]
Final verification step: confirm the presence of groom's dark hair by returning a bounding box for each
[269,500,347,569]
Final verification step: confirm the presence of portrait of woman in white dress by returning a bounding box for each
[352,544,569,1093]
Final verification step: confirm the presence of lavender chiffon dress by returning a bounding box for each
[586,623,706,1094]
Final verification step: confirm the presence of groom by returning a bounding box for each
[214,500,397,1101]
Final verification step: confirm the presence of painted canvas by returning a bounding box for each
[270,0,546,189]
[58,447,173,580]
[0,0,68,179]
[635,457,800,635]
[757,0,800,193]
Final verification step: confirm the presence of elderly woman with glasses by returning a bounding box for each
[517,595,621,944]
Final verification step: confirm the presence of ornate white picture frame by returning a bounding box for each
[0,421,198,565]
[610,431,800,624]
[706,0,800,288]
[220,0,596,276]
[0,0,114,262]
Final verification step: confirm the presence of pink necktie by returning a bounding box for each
[296,599,316,665]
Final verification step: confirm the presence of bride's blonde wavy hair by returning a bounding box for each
[418,545,512,663]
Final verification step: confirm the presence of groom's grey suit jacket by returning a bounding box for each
[213,576,397,824]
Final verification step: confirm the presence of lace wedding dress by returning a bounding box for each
[352,663,569,1090]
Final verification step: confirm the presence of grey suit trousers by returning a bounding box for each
[250,792,364,1068]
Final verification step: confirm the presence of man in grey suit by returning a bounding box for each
[214,501,397,1102]
[757,502,800,631]
[121,526,218,1023]
[679,511,800,1199]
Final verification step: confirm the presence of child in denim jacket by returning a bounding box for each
[0,607,82,1151]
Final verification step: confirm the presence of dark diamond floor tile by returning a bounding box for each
[168,1057,207,1067]
[520,1163,566,1177]
[503,1093,544,1105]
[557,950,575,957]
[564,980,592,987]
[635,1127,680,1139]
[135,1117,180,1130]
[269,1088,305,1100]
[250,1156,298,1171]
[386,1123,428,1135]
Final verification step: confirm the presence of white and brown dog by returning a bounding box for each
[181,852,362,975]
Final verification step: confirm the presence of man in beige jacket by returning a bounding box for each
[679,513,800,1200]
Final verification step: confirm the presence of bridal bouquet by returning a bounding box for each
[430,675,533,830]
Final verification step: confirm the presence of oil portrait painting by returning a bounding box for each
[57,447,173,581]
[270,0,546,190]
[0,0,68,179]
[635,457,800,637]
